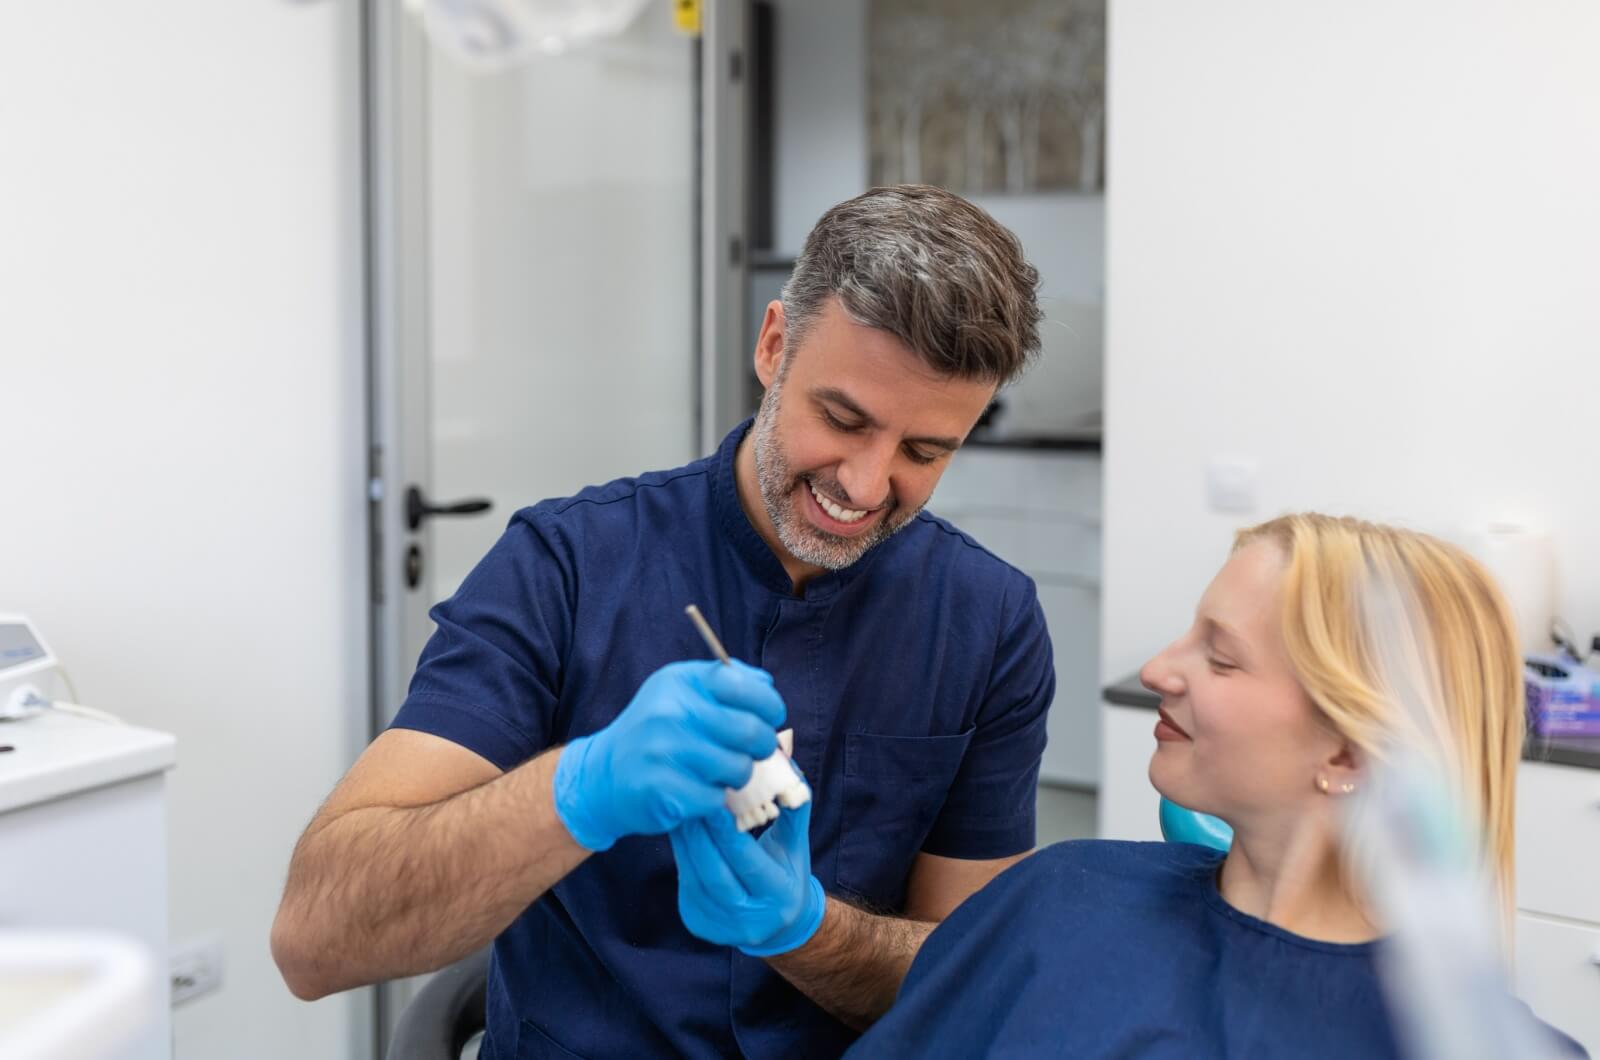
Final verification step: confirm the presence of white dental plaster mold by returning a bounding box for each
[726,729,811,831]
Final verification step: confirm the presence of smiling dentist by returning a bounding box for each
[272,185,1056,1059]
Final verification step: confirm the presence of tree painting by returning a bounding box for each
[869,0,1106,194]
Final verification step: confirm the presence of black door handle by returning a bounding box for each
[406,486,492,532]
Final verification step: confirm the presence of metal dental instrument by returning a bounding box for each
[682,603,811,830]
[684,605,732,666]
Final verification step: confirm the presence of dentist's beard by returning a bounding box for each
[751,378,922,571]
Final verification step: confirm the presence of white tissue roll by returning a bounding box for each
[1462,524,1555,656]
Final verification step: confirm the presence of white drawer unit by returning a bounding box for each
[1515,758,1600,1055]
[1517,760,1600,927]
[1514,912,1600,1052]
[933,447,1103,788]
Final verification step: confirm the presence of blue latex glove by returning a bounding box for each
[553,660,784,852]
[669,798,826,957]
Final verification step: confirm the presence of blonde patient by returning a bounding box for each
[845,513,1585,1058]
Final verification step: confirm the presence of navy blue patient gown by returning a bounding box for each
[847,841,1587,1059]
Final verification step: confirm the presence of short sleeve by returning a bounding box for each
[387,513,575,771]
[921,573,1054,859]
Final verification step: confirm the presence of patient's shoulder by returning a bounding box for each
[985,840,1225,913]
[1024,838,1224,882]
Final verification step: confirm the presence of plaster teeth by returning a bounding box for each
[726,729,813,832]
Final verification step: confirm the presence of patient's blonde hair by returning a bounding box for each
[1234,514,1524,915]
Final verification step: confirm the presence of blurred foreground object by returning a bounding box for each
[0,932,157,1060]
[1353,582,1572,1060]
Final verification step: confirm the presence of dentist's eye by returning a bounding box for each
[821,410,863,433]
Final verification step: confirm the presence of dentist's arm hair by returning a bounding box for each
[270,729,588,999]
[766,851,1027,1028]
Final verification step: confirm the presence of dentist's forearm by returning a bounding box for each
[271,748,587,999]
[765,897,935,1030]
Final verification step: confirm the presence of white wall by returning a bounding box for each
[1102,0,1600,679]
[0,4,369,1058]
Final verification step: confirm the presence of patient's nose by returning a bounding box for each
[1139,646,1185,698]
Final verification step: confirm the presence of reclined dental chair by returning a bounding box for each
[383,799,1233,1060]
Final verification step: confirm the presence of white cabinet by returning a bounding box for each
[1515,913,1600,1050]
[933,447,1101,787]
[0,713,176,1060]
[1515,760,1600,1054]
[1516,761,1600,926]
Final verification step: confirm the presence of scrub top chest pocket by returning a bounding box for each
[836,728,975,910]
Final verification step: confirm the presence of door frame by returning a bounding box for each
[360,0,436,1051]
[700,0,752,452]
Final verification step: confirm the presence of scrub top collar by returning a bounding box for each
[709,417,885,602]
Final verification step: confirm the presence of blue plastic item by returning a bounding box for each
[1159,797,1234,852]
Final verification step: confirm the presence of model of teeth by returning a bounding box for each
[726,729,812,831]
[809,480,868,524]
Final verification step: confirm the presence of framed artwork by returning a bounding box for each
[869,0,1107,194]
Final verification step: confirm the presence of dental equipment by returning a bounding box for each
[0,616,119,725]
[684,605,811,831]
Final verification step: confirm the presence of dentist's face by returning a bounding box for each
[1139,541,1345,827]
[749,297,994,571]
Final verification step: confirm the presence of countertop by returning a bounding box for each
[1103,674,1600,772]
[0,712,176,813]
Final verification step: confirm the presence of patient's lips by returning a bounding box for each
[1155,707,1191,742]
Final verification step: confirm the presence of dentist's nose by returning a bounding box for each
[835,442,894,510]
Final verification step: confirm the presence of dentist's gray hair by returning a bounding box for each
[780,185,1043,385]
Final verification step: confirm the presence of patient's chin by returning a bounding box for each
[1148,757,1200,809]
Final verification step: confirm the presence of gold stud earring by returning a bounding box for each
[1340,783,1355,795]
[1316,776,1330,793]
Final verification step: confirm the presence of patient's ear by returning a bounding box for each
[1316,742,1363,796]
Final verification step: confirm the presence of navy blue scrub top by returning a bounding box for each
[389,420,1055,1059]
[846,841,1589,1059]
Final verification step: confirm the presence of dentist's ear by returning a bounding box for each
[753,300,787,389]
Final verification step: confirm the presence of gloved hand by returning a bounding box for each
[554,660,784,852]
[670,797,827,957]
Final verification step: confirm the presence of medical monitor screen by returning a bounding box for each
[0,624,46,672]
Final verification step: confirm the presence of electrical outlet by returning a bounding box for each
[169,936,224,1006]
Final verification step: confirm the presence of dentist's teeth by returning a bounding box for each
[809,480,867,523]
